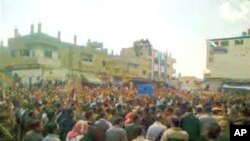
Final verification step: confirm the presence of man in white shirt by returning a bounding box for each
[146,114,166,141]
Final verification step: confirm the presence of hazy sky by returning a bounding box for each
[0,0,250,78]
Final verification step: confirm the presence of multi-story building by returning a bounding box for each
[0,42,13,86]
[178,76,202,91]
[6,24,63,84]
[205,29,250,90]
[166,53,176,79]
[121,39,176,82]
[0,24,177,85]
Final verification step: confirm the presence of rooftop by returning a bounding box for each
[207,35,250,41]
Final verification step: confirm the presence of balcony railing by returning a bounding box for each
[9,57,60,68]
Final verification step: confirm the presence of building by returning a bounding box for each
[120,39,176,82]
[178,76,203,91]
[205,29,250,90]
[0,24,177,86]
[120,39,151,81]
[0,43,13,86]
[6,23,67,85]
[166,53,176,79]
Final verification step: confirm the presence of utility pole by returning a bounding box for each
[69,46,73,78]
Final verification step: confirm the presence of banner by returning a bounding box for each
[137,84,154,96]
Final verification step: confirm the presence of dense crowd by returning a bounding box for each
[0,79,250,141]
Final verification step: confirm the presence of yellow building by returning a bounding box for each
[179,76,202,91]
[1,24,177,85]
[120,39,152,81]
[0,45,13,86]
[120,39,176,82]
[6,24,64,84]
[166,53,176,79]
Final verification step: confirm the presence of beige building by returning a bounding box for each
[0,24,177,85]
[166,53,176,79]
[205,29,250,90]
[120,41,151,81]
[178,76,202,91]
[121,39,176,82]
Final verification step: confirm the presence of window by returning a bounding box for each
[20,49,30,57]
[81,53,93,62]
[221,40,229,46]
[102,61,106,67]
[235,40,244,45]
[44,50,52,58]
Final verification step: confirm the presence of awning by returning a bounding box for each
[222,84,250,90]
[82,73,104,84]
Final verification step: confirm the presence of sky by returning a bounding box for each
[0,0,250,79]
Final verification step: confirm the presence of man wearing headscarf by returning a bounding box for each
[125,113,144,141]
[66,120,89,141]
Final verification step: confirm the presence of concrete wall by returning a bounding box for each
[207,37,250,79]
[12,69,43,84]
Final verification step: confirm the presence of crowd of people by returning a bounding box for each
[0,78,250,141]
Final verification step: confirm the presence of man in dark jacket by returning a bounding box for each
[95,112,112,141]
[125,114,144,141]
[23,120,43,141]
[106,116,128,141]
[234,107,250,125]
[180,107,201,141]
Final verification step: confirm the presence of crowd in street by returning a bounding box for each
[0,79,250,141]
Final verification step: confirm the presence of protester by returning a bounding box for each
[146,113,166,141]
[0,78,249,141]
[59,109,75,141]
[105,116,128,141]
[160,116,189,141]
[180,106,201,141]
[94,111,112,141]
[66,120,89,141]
[43,122,60,141]
[205,122,221,141]
[132,127,149,141]
[125,113,144,141]
[23,119,44,141]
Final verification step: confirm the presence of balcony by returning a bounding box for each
[8,57,60,69]
[37,58,61,68]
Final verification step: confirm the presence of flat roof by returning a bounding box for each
[207,35,250,41]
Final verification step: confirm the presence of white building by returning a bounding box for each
[205,29,250,90]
